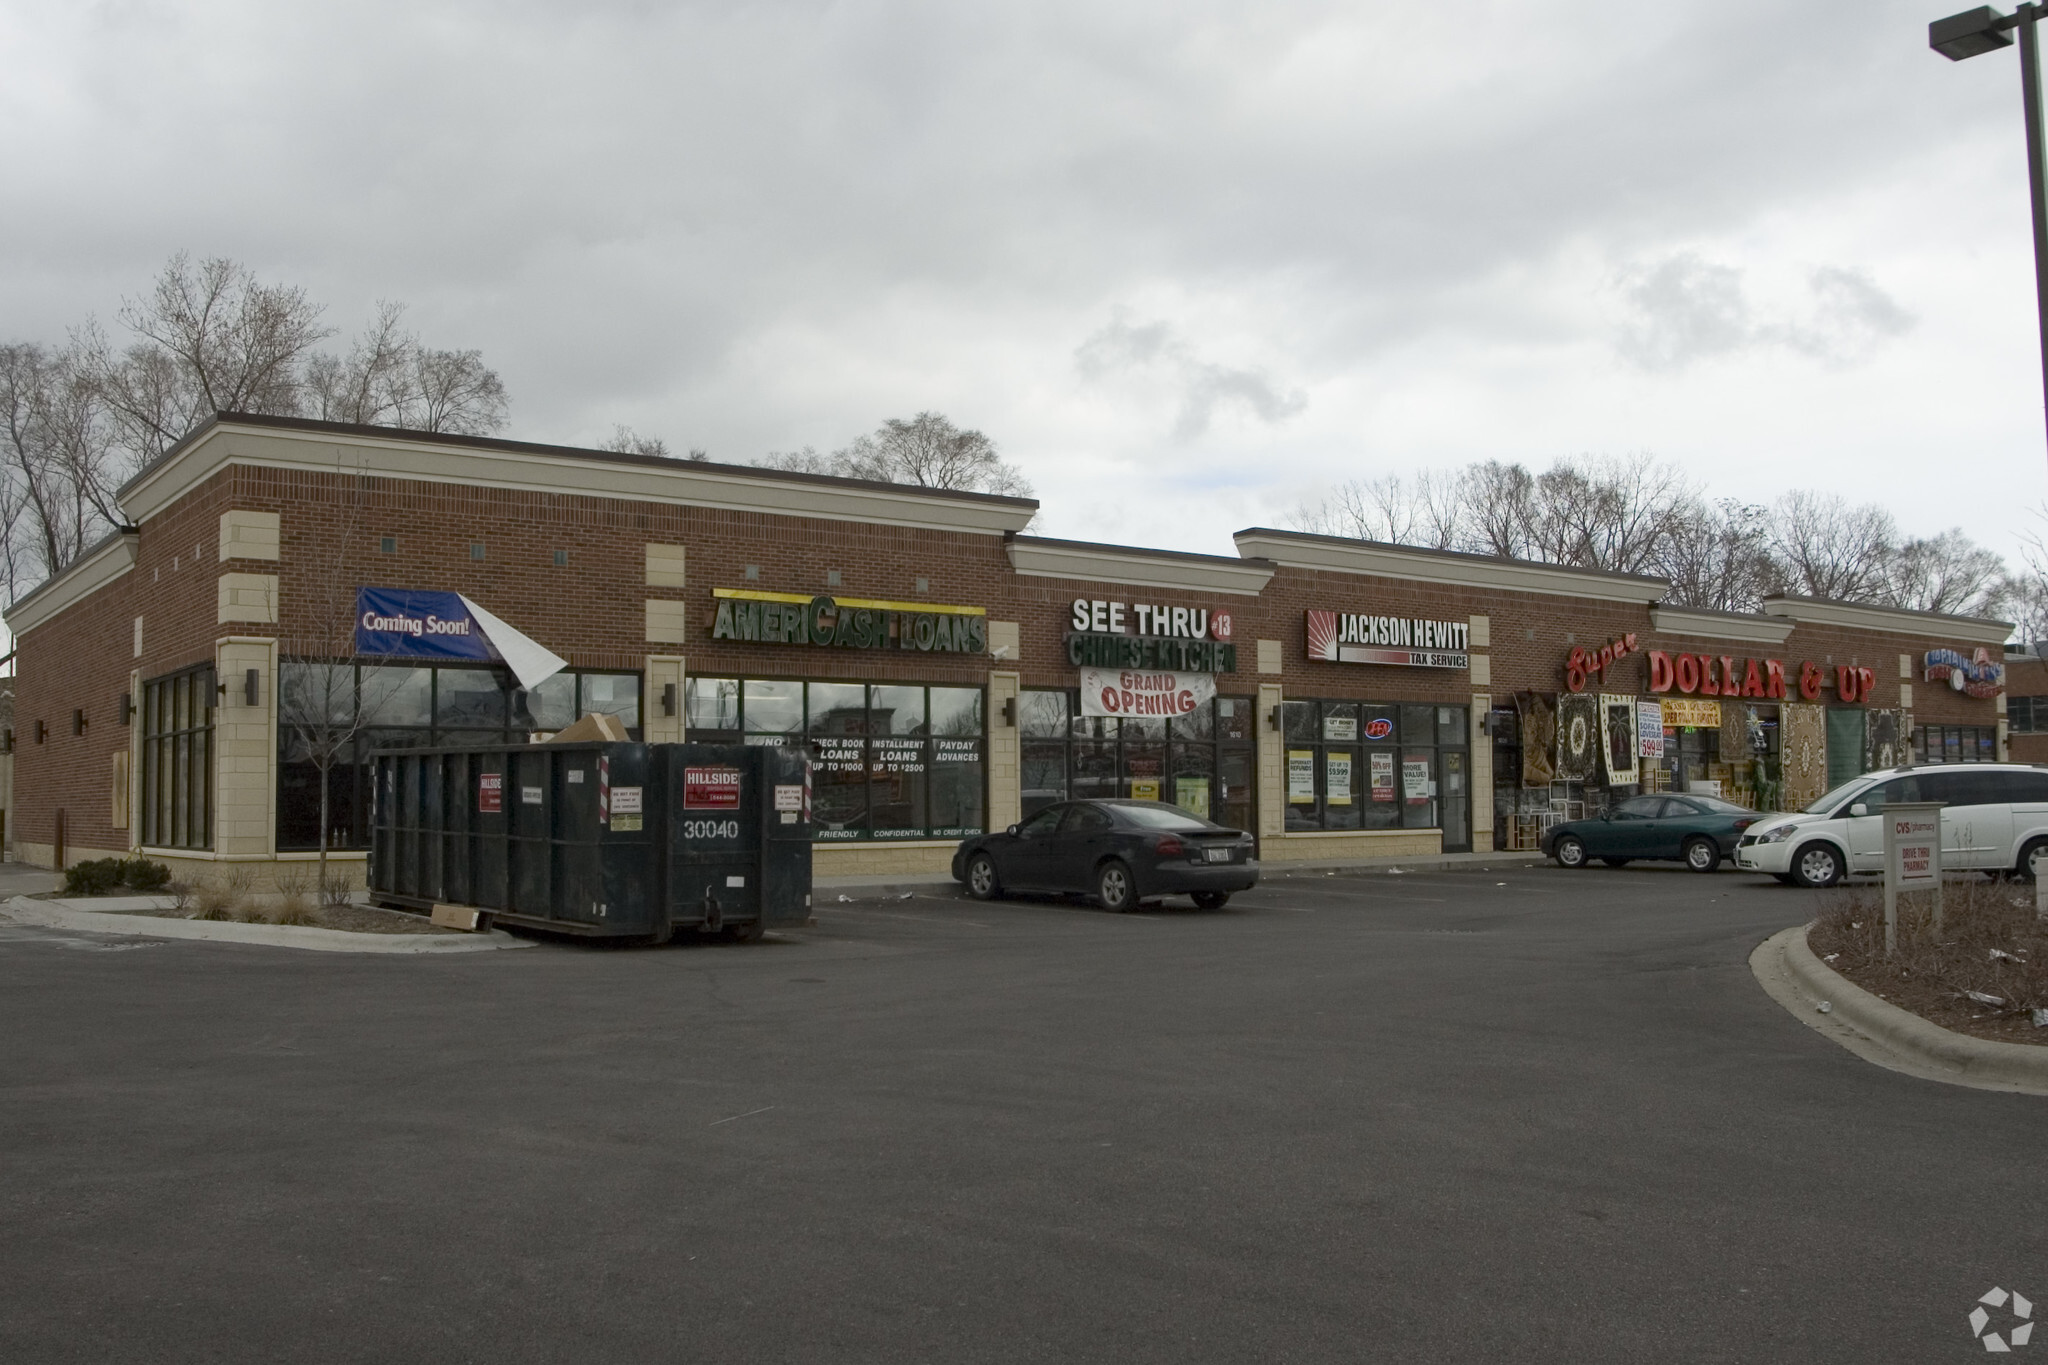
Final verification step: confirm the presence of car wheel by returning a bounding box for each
[1682,838,1721,874]
[1791,842,1843,889]
[2018,837,2048,883]
[1191,890,1230,910]
[1554,835,1588,869]
[1096,860,1136,912]
[1600,857,1631,868]
[965,852,1002,901]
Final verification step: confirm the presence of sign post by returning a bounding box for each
[1881,801,1944,957]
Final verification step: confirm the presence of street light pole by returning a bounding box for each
[1933,4,2048,457]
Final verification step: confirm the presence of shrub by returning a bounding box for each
[61,856,175,897]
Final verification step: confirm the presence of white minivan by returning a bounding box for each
[1733,763,2048,888]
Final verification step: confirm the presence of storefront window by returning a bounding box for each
[141,663,215,851]
[684,679,985,841]
[2011,697,2048,734]
[276,663,642,852]
[1283,697,1467,847]
[1020,689,1256,830]
[1914,725,1997,763]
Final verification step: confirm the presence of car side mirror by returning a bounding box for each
[1849,803,1868,818]
[1006,824,1018,836]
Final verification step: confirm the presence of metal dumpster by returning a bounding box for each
[368,740,813,942]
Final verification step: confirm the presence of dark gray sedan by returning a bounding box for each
[951,800,1259,911]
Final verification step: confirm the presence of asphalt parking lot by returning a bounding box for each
[3,862,2042,1363]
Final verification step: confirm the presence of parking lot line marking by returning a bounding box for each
[708,1105,776,1127]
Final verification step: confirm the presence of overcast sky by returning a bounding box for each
[5,0,2045,567]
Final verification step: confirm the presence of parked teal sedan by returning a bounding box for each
[1542,793,1763,873]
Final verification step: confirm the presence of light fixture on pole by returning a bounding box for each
[1932,6,2048,457]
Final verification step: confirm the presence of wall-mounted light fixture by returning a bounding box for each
[244,668,260,707]
[661,682,678,717]
[72,708,85,736]
[121,691,134,726]
[1267,705,1282,733]
[1002,696,1017,727]
[35,719,46,743]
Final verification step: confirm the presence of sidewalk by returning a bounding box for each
[816,849,1550,898]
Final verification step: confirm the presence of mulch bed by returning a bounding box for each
[1808,879,2048,1048]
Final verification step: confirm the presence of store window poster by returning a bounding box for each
[1175,777,1210,819]
[1287,750,1316,803]
[1325,753,1353,805]
[1370,751,1396,801]
[1402,759,1431,804]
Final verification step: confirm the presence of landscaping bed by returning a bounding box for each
[56,858,458,935]
[1808,878,2048,1048]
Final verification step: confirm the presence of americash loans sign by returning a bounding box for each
[1306,610,1470,670]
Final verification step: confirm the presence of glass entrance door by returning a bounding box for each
[1441,749,1470,852]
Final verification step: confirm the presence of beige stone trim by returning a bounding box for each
[1258,683,1284,845]
[988,669,1021,832]
[1235,528,1667,604]
[987,621,1020,661]
[1899,653,1914,680]
[812,842,958,878]
[133,616,144,658]
[1994,691,2006,714]
[2000,719,2010,762]
[1005,538,1275,596]
[1263,829,1442,861]
[1900,683,1913,709]
[4,530,136,634]
[1648,605,1794,645]
[1760,594,2010,643]
[217,573,278,624]
[1469,614,1490,648]
[1469,654,1491,686]
[644,655,686,743]
[110,751,130,828]
[645,599,690,644]
[1257,639,1283,675]
[645,543,687,588]
[123,423,1038,537]
[218,508,281,561]
[214,637,278,858]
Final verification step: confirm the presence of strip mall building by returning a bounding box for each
[3,414,2016,886]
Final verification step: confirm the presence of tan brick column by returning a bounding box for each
[987,669,1021,832]
[214,637,278,858]
[1470,693,1493,849]
[644,655,686,743]
[1258,682,1284,845]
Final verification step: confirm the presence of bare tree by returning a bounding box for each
[0,254,515,605]
[86,254,332,462]
[1458,460,1539,559]
[309,302,508,435]
[839,412,1032,496]
[1888,528,2008,616]
[1292,471,1461,548]
[1657,498,1772,612]
[1766,490,1899,602]
[600,425,671,458]
[751,413,1033,499]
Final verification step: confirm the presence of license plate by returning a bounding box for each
[1203,847,1232,864]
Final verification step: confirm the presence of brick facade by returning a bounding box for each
[3,413,2014,888]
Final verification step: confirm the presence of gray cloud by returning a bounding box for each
[0,0,2028,557]
[1076,316,1305,440]
[1618,254,1915,371]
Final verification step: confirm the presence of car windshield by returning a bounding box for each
[1802,778,1873,814]
[1111,803,1219,831]
[1684,795,1753,814]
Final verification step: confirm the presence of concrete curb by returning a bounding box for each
[1751,923,2048,1095]
[0,895,535,955]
